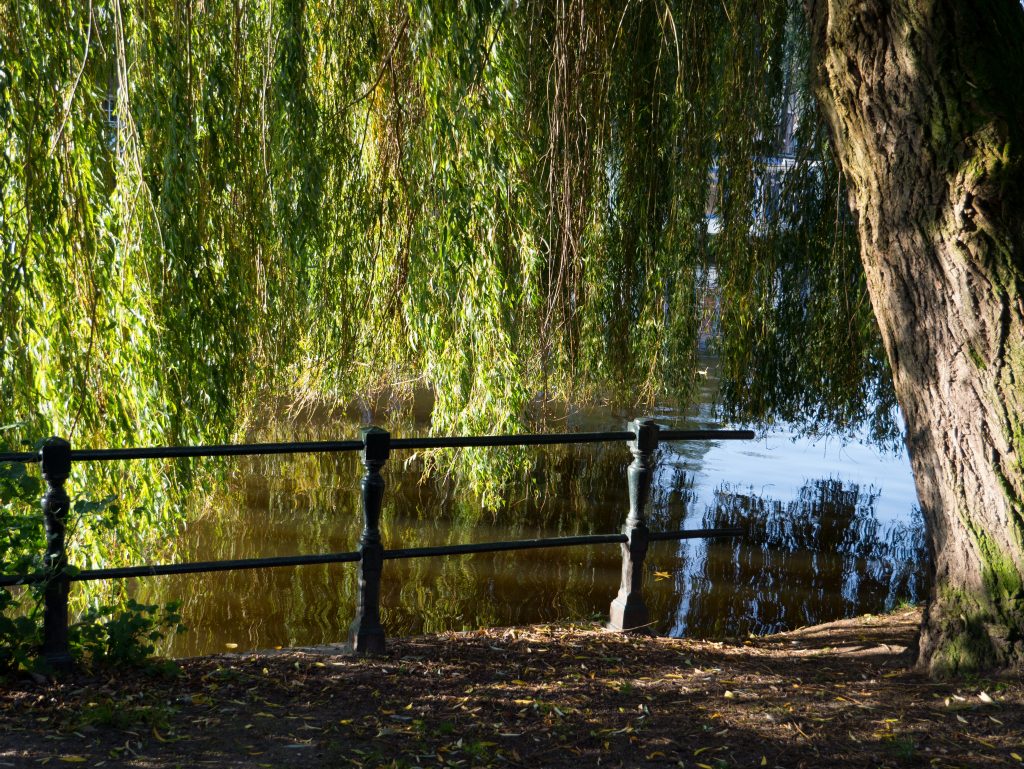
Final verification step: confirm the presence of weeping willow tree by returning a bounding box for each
[2,0,935,659]
[0,0,888,445]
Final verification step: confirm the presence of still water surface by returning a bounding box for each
[143,398,926,657]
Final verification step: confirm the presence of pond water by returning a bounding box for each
[141,389,927,658]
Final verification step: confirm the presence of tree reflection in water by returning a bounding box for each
[675,479,927,639]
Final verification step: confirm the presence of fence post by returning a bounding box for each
[40,437,73,672]
[351,426,389,654]
[609,418,659,632]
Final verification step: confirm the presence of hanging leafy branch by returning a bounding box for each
[0,0,896,522]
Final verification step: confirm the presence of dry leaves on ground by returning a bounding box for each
[1,608,1022,769]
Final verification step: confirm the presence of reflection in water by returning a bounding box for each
[148,440,648,656]
[138,409,927,657]
[674,479,926,639]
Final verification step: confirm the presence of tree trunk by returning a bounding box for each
[805,0,1024,673]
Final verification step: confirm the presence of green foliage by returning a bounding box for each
[0,588,40,673]
[0,0,893,446]
[0,457,45,672]
[73,698,175,731]
[71,598,184,670]
[2,448,183,673]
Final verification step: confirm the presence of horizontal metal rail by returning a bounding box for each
[0,527,744,587]
[385,533,627,559]
[0,550,363,586]
[0,450,36,463]
[385,526,744,558]
[76,439,365,462]
[0,441,364,464]
[660,430,753,442]
[0,429,754,464]
[649,527,744,542]
[390,431,632,450]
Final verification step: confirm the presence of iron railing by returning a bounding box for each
[0,419,753,670]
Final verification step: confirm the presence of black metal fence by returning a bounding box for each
[0,419,753,670]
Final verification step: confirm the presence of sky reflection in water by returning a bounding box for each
[664,421,924,639]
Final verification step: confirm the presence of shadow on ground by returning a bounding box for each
[1,608,1021,768]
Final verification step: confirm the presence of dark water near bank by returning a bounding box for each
[142,396,926,657]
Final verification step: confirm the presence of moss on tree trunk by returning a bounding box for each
[806,0,1024,673]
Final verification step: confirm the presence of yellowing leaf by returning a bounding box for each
[654,571,672,580]
[224,642,238,649]
[761,757,768,766]
[59,758,87,764]
[1011,752,1022,762]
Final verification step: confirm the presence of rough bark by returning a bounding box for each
[805,0,1024,673]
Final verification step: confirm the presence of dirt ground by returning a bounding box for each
[1,607,1023,768]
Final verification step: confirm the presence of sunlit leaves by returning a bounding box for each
[0,0,895,518]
